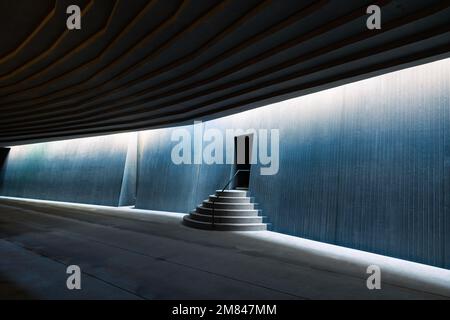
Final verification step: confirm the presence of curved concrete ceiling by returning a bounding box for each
[0,0,449,145]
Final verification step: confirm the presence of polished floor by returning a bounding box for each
[0,197,449,300]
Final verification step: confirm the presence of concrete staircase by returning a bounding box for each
[183,189,267,231]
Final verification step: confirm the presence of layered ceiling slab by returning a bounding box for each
[0,0,449,145]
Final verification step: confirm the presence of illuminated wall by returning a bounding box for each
[136,125,233,213]
[0,133,135,206]
[137,58,450,268]
[1,58,449,268]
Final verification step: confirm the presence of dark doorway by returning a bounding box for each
[233,135,252,190]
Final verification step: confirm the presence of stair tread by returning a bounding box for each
[209,195,249,199]
[198,206,258,212]
[203,201,253,205]
[190,212,264,219]
[184,217,265,226]
[189,207,262,217]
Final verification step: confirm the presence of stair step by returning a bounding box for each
[215,190,248,197]
[208,195,251,203]
[184,189,265,232]
[202,201,254,210]
[189,212,263,224]
[183,216,267,231]
[195,206,260,216]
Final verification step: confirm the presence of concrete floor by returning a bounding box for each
[0,197,449,300]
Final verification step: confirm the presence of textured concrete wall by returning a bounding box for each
[136,126,206,212]
[136,58,450,268]
[119,133,138,206]
[0,134,133,206]
[1,58,449,268]
[246,62,450,268]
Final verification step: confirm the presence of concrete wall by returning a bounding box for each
[137,124,239,213]
[119,133,138,206]
[0,133,134,206]
[1,58,449,268]
[136,58,450,268]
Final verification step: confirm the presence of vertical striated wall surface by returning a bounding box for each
[1,58,449,268]
[0,133,133,206]
[136,58,450,268]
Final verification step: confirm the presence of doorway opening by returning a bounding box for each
[232,134,253,190]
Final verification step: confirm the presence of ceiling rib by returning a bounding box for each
[0,0,449,146]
